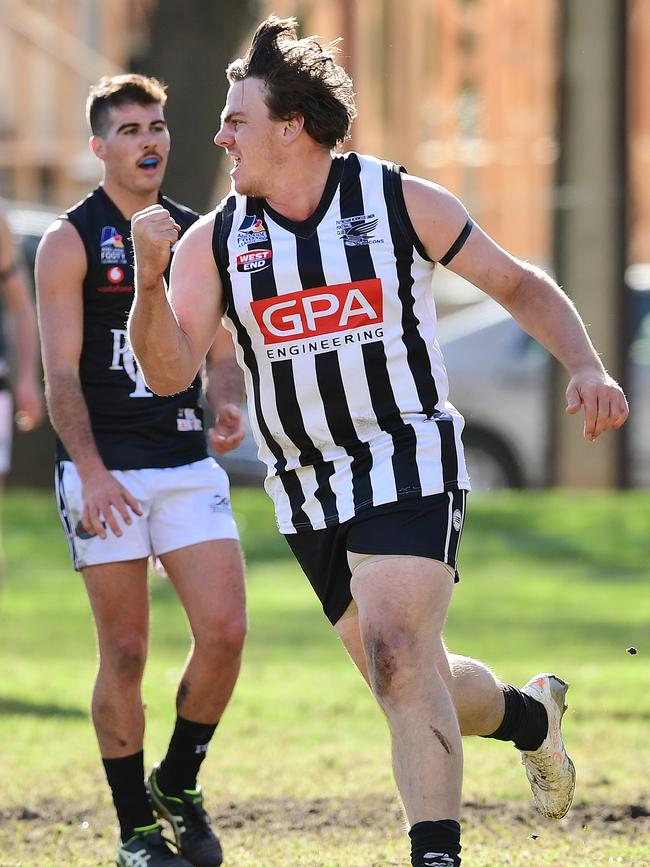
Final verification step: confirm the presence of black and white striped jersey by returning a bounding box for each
[212,151,470,533]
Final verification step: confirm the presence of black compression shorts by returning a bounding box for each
[285,490,467,625]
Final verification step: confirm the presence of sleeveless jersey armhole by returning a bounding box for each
[384,163,433,263]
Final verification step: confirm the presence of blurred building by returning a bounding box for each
[1,0,649,265]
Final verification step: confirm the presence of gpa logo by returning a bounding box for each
[100,226,127,264]
[237,215,269,246]
[336,214,383,247]
[237,249,272,273]
[252,278,383,343]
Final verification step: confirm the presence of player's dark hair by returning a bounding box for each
[227,16,356,149]
[87,74,167,136]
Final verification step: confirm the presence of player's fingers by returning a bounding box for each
[101,503,122,538]
[611,393,630,428]
[86,504,107,540]
[565,384,582,415]
[580,389,599,441]
[590,392,611,440]
[121,489,143,517]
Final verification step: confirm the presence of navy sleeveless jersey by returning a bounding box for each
[59,186,207,469]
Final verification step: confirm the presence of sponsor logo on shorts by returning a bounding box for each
[252,278,383,347]
[210,494,231,514]
[75,519,105,540]
[452,509,462,532]
[237,215,269,246]
[336,214,384,247]
[237,249,272,272]
[100,226,127,264]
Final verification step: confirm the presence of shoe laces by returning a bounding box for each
[180,792,211,836]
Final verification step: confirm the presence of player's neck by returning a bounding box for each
[100,178,160,221]
[265,149,333,222]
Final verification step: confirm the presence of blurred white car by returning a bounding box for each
[220,278,650,491]
[438,278,650,489]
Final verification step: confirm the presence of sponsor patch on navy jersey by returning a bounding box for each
[100,226,128,263]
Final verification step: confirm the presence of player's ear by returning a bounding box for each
[282,113,304,144]
[90,134,106,161]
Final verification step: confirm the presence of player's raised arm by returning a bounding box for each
[129,208,223,395]
[402,174,629,442]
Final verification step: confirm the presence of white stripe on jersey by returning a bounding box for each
[216,152,469,533]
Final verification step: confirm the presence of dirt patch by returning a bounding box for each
[3,793,650,833]
[3,795,650,865]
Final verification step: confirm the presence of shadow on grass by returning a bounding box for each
[0,697,86,719]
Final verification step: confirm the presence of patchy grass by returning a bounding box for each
[1,489,649,865]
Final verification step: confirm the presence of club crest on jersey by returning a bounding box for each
[100,226,127,263]
[237,215,269,246]
[237,249,272,273]
[336,214,384,247]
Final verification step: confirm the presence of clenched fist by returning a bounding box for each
[131,204,180,290]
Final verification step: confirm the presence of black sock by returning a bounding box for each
[483,684,548,751]
[409,819,461,867]
[157,715,218,795]
[102,751,156,842]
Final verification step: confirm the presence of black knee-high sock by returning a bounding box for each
[157,715,218,795]
[483,684,548,751]
[102,751,156,842]
[409,820,462,867]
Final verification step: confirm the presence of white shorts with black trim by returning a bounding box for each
[55,457,239,571]
[0,390,13,475]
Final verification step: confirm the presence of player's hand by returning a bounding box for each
[80,468,143,540]
[14,375,44,431]
[565,368,629,441]
[131,205,180,288]
[208,403,246,454]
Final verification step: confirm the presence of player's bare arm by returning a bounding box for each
[0,209,43,431]
[402,175,629,441]
[129,208,223,395]
[36,220,142,538]
[205,326,246,455]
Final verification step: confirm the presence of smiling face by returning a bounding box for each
[91,101,170,197]
[215,77,289,198]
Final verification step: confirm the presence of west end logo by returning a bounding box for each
[251,278,383,344]
[237,215,269,247]
[100,226,128,264]
[336,214,384,247]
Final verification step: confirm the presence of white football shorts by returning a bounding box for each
[0,390,13,475]
[55,457,239,571]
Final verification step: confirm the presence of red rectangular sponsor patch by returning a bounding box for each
[251,278,383,344]
[236,249,272,272]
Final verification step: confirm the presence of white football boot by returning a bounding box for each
[520,673,576,819]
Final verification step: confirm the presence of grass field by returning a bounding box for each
[1,487,649,866]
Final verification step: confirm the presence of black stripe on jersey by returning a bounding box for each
[295,228,375,512]
[214,200,311,530]
[295,231,368,520]
[340,153,421,499]
[383,162,460,489]
[382,162,439,417]
[249,208,340,527]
